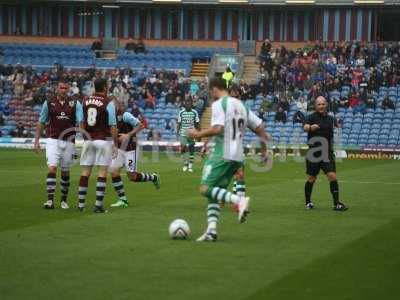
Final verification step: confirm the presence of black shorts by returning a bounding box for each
[306,153,336,176]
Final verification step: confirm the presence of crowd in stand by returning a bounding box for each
[232,40,399,124]
[0,62,208,138]
[2,39,400,139]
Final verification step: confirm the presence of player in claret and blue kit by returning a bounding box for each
[34,81,83,210]
[109,100,160,208]
[78,78,119,213]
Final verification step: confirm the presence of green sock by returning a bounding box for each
[232,180,237,194]
[236,180,246,197]
[206,203,220,232]
[207,187,240,204]
[183,152,189,167]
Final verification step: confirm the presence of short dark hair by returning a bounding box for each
[184,95,193,104]
[209,77,227,91]
[94,78,107,93]
[229,84,240,96]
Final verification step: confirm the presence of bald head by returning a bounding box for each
[315,96,327,104]
[315,96,328,114]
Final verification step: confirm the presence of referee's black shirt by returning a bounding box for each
[305,112,337,152]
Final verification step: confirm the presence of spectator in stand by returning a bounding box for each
[365,92,376,109]
[130,102,143,119]
[351,66,363,88]
[13,78,24,97]
[330,97,340,113]
[258,79,268,97]
[307,84,322,103]
[12,122,25,137]
[198,81,208,102]
[69,82,80,96]
[32,86,45,105]
[91,39,102,58]
[382,95,395,110]
[359,76,368,90]
[277,96,290,113]
[135,38,146,54]
[85,64,96,79]
[125,39,137,52]
[190,80,199,96]
[0,112,4,126]
[222,66,234,88]
[293,96,307,124]
[166,88,177,105]
[349,92,360,108]
[193,95,205,117]
[113,81,129,106]
[303,74,313,91]
[348,91,365,113]
[175,95,183,108]
[239,81,251,100]
[145,90,156,109]
[339,96,349,108]
[0,77,4,95]
[147,129,161,141]
[275,107,287,124]
[258,98,272,121]
[260,39,272,58]
[23,87,34,106]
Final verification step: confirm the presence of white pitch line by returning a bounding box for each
[292,179,400,185]
[340,180,400,185]
[0,171,398,185]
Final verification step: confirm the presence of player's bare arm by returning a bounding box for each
[34,122,45,153]
[201,138,209,158]
[119,122,144,143]
[253,124,269,163]
[111,125,119,158]
[188,125,223,139]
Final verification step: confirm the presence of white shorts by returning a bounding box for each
[80,140,113,167]
[46,138,75,171]
[110,149,137,172]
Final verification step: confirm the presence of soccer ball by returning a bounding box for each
[169,219,190,240]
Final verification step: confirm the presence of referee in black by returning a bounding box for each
[303,96,348,211]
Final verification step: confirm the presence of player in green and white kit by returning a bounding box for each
[177,98,200,172]
[188,78,268,242]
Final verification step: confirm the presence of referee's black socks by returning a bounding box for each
[305,181,314,204]
[330,180,339,206]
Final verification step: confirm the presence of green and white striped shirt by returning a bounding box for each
[177,109,200,137]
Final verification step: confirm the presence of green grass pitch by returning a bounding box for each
[0,149,399,300]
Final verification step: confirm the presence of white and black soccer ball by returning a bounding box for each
[169,219,190,240]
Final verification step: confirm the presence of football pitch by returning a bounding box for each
[0,149,399,300]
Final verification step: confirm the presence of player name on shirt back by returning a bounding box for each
[85,96,105,107]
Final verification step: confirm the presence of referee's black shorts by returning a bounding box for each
[306,152,336,176]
